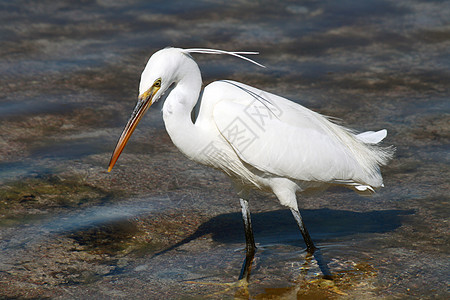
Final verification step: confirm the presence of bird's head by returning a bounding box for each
[107,47,262,172]
[139,47,200,103]
[107,47,200,172]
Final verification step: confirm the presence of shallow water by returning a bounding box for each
[0,0,449,298]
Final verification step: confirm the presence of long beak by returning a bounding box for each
[108,86,158,172]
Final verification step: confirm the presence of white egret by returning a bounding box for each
[108,47,394,279]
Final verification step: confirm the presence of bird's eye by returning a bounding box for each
[154,79,161,87]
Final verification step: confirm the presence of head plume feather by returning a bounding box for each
[182,48,265,68]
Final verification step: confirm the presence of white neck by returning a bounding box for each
[162,69,204,160]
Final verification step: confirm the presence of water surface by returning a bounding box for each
[0,0,449,298]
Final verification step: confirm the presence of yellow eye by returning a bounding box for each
[154,79,161,87]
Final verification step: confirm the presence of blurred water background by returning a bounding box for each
[0,0,449,298]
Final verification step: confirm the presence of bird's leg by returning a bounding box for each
[290,208,333,279]
[238,198,256,281]
[290,208,317,254]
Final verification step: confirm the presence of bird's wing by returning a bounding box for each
[211,80,383,186]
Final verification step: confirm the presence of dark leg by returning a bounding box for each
[290,208,317,253]
[290,208,333,278]
[238,198,256,281]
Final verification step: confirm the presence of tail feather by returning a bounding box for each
[356,129,387,144]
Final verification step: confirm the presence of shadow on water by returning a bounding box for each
[156,208,414,254]
[153,208,413,280]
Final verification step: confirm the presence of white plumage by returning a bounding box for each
[108,47,394,278]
